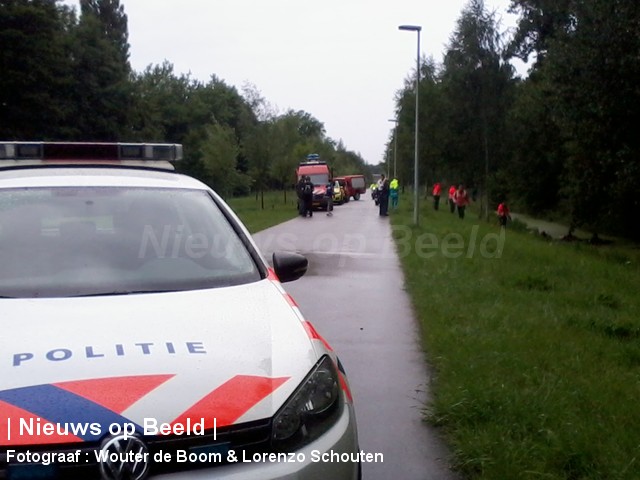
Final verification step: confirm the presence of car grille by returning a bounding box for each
[0,419,272,479]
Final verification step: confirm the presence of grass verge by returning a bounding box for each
[226,191,298,233]
[390,194,640,479]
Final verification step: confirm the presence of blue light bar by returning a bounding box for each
[0,142,183,161]
[0,142,43,159]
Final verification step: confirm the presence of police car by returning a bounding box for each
[0,142,360,479]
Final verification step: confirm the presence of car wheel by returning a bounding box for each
[354,193,360,200]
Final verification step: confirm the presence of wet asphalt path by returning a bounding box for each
[253,195,459,480]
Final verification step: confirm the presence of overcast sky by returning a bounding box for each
[62,0,524,165]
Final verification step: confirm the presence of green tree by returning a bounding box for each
[333,141,368,177]
[503,76,563,214]
[130,64,259,187]
[269,112,314,203]
[70,0,132,139]
[507,0,576,66]
[396,58,448,191]
[243,121,277,208]
[194,76,257,178]
[80,0,129,67]
[0,0,75,139]
[542,0,640,238]
[239,85,274,206]
[289,110,326,139]
[130,62,185,141]
[199,123,248,199]
[438,0,515,217]
[0,1,370,207]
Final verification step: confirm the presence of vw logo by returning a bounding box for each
[99,434,150,480]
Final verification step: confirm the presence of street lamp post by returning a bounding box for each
[398,24,421,226]
[388,118,398,179]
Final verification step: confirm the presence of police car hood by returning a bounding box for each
[0,280,318,444]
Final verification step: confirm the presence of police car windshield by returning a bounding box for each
[0,187,260,298]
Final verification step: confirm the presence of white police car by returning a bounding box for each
[0,142,359,479]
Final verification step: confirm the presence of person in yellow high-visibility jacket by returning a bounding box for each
[370,183,379,204]
[389,178,399,210]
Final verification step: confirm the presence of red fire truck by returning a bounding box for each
[295,154,331,210]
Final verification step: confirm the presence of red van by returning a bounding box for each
[334,175,366,201]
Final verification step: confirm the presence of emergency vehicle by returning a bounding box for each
[295,154,331,210]
[0,142,360,479]
[333,175,366,201]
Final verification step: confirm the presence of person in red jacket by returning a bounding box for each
[448,184,457,213]
[432,182,442,210]
[453,184,470,219]
[497,201,511,227]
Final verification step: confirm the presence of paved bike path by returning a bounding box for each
[253,197,459,480]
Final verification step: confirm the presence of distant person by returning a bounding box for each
[448,184,457,213]
[454,184,470,219]
[370,183,379,204]
[432,182,442,210]
[378,174,390,216]
[389,177,399,210]
[301,175,314,217]
[375,176,385,207]
[296,176,306,216]
[497,201,511,227]
[325,181,334,216]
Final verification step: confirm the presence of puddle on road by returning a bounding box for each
[301,251,381,276]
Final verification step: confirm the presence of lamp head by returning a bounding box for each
[398,25,422,32]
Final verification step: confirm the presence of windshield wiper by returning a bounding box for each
[69,289,180,297]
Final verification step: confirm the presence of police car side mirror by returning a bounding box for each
[272,251,308,283]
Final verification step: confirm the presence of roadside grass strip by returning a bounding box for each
[390,195,640,479]
[227,192,298,233]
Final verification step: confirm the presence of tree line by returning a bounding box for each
[3,0,639,240]
[0,0,371,207]
[389,0,640,241]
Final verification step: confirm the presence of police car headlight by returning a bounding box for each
[272,355,342,450]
